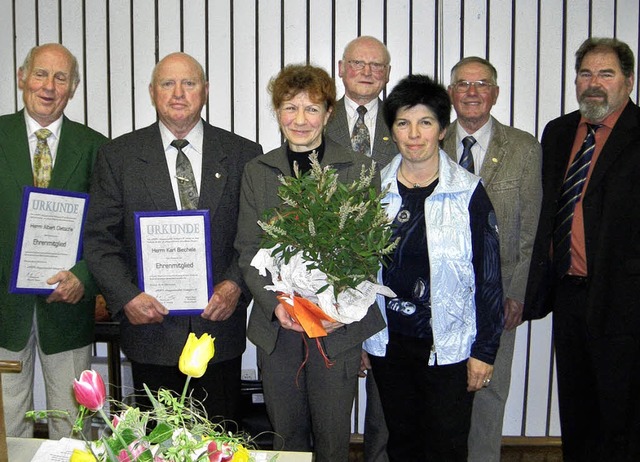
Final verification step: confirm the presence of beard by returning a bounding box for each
[578,88,610,121]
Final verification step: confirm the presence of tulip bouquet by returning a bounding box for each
[29,333,260,462]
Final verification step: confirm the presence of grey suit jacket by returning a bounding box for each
[443,117,542,303]
[325,97,398,168]
[235,137,385,357]
[84,121,263,365]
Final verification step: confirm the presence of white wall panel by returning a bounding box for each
[283,0,307,66]
[38,0,59,45]
[409,1,437,78]
[3,0,640,440]
[207,0,232,131]
[333,1,359,97]
[309,0,333,73]
[256,0,282,152]
[132,0,157,130]
[385,0,410,92]
[60,0,85,124]
[108,0,133,137]
[85,0,110,136]
[511,0,537,134]
[0,1,16,115]
[232,0,257,141]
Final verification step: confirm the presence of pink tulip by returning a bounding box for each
[117,441,147,462]
[207,440,233,462]
[73,370,106,411]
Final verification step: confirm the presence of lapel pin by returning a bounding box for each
[215,172,221,178]
[492,158,498,163]
[383,137,389,141]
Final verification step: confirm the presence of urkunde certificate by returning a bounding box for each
[135,210,213,314]
[10,187,89,295]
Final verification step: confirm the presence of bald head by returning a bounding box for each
[338,36,391,105]
[149,52,209,139]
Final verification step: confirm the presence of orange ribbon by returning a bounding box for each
[276,293,337,371]
[276,293,337,338]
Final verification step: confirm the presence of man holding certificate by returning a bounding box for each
[84,52,262,424]
[0,43,107,439]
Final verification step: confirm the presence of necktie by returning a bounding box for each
[33,128,53,187]
[351,105,371,157]
[172,139,199,210]
[460,136,476,173]
[553,123,600,276]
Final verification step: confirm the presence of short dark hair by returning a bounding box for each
[268,64,336,113]
[575,37,635,78]
[383,74,451,131]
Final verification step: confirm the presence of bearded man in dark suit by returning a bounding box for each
[84,52,262,424]
[0,43,107,438]
[525,37,640,462]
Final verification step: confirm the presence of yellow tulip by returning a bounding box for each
[179,333,215,378]
[232,445,251,462]
[69,448,97,462]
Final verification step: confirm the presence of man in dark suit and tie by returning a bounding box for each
[524,37,640,462]
[0,43,107,438]
[325,35,397,462]
[326,36,398,168]
[84,52,262,424]
[442,56,542,462]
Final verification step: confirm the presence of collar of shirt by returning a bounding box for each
[455,117,493,174]
[344,96,378,143]
[24,111,63,166]
[159,120,204,210]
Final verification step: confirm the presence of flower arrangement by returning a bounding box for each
[250,154,397,338]
[29,333,261,462]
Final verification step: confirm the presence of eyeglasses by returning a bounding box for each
[346,60,388,73]
[451,80,495,93]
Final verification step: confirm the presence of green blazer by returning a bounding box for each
[0,110,107,354]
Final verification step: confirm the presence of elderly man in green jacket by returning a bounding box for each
[0,43,107,439]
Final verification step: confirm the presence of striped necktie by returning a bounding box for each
[553,123,600,276]
[459,136,476,173]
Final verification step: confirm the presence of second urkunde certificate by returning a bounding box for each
[135,211,213,314]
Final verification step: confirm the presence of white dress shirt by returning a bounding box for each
[159,120,204,210]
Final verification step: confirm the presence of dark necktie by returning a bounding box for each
[351,105,371,157]
[34,128,53,187]
[172,139,199,210]
[460,136,476,173]
[553,123,600,276]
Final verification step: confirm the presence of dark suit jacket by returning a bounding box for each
[83,121,262,365]
[0,110,107,354]
[325,97,398,168]
[524,100,640,337]
[443,117,542,303]
[235,137,385,358]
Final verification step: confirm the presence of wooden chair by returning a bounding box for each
[0,360,22,461]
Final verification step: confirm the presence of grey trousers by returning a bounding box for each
[467,327,517,462]
[363,369,389,462]
[258,329,361,462]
